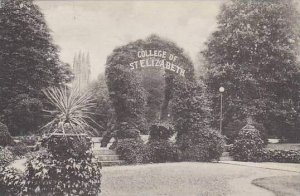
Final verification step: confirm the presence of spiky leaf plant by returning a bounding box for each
[42,86,98,136]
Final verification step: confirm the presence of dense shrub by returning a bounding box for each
[115,138,146,164]
[261,149,300,163]
[146,140,178,163]
[177,128,225,161]
[7,142,30,157]
[231,125,264,161]
[115,128,140,139]
[0,167,23,196]
[41,135,92,160]
[22,153,101,196]
[148,122,174,141]
[224,119,267,144]
[0,147,15,166]
[0,122,14,147]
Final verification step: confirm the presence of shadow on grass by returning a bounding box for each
[252,175,300,196]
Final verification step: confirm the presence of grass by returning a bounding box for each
[100,162,294,196]
[266,143,300,151]
[252,176,300,196]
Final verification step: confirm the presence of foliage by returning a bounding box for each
[88,74,116,136]
[0,167,23,196]
[41,135,92,160]
[231,126,264,161]
[146,140,178,163]
[116,128,140,140]
[42,87,97,136]
[202,0,300,140]
[173,81,222,162]
[141,68,165,131]
[177,128,225,162]
[0,147,15,166]
[261,149,300,163]
[224,119,267,144]
[105,34,195,136]
[148,122,174,141]
[22,153,101,196]
[0,122,14,146]
[7,142,30,157]
[0,0,73,135]
[115,138,146,164]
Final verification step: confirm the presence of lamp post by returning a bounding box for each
[219,87,225,133]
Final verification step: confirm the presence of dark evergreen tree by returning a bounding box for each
[0,0,72,135]
[202,0,300,141]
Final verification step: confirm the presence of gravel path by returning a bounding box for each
[101,162,296,196]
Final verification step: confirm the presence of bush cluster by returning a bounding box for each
[0,167,23,196]
[41,135,92,160]
[231,126,265,161]
[261,149,300,163]
[0,147,15,167]
[148,122,174,140]
[146,140,178,163]
[22,153,101,196]
[115,138,146,164]
[146,123,178,163]
[0,136,102,195]
[177,128,225,161]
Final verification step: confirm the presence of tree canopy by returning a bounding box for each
[0,0,72,135]
[202,0,300,140]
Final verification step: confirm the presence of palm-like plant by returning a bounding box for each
[42,86,98,136]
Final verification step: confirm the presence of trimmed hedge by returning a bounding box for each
[177,128,225,162]
[146,140,178,163]
[261,149,300,163]
[115,138,146,164]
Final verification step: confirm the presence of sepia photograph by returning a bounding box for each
[0,0,300,195]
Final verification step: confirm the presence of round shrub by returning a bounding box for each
[0,122,14,147]
[224,119,267,144]
[146,140,178,163]
[231,125,264,162]
[149,122,174,141]
[177,128,225,162]
[0,147,15,167]
[115,138,146,164]
[0,167,24,196]
[22,153,101,196]
[41,135,92,160]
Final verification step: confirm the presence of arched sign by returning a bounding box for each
[129,49,186,77]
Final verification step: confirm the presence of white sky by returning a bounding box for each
[36,0,223,80]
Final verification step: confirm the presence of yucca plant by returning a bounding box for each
[41,86,99,159]
[42,86,98,136]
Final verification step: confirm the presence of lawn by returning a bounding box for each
[100,162,295,196]
[266,143,300,151]
[253,176,300,196]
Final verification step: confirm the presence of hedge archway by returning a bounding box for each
[105,35,200,137]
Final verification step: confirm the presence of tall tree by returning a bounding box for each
[202,0,300,141]
[0,0,72,135]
